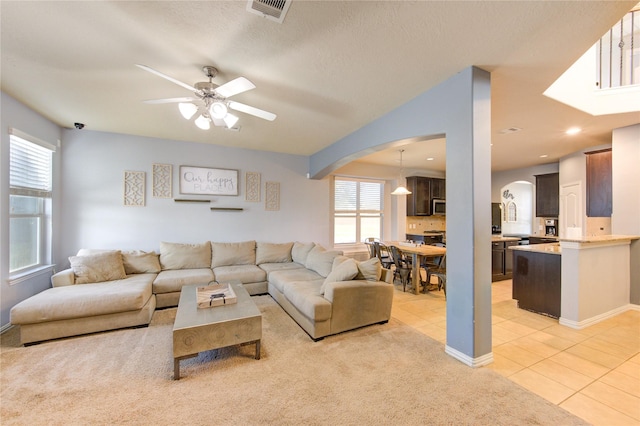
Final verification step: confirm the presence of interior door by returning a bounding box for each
[560,181,582,238]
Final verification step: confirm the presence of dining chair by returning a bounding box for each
[423,242,445,289]
[373,242,393,269]
[389,245,412,292]
[364,238,378,259]
[429,254,447,298]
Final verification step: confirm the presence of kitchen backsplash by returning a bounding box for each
[406,216,446,233]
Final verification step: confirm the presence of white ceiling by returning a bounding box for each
[1,1,638,173]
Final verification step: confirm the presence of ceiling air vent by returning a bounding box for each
[246,0,292,24]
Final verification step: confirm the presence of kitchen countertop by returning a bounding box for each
[509,242,561,255]
[491,236,522,242]
[559,234,640,244]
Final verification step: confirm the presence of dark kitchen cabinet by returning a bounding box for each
[430,178,446,200]
[406,176,430,216]
[586,149,612,217]
[492,240,519,282]
[406,234,443,245]
[406,176,445,216]
[512,250,561,318]
[529,236,558,245]
[535,173,559,217]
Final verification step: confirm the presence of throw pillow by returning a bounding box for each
[256,242,293,264]
[355,257,382,281]
[211,241,256,268]
[69,251,126,284]
[122,250,161,274]
[321,258,359,294]
[305,245,343,277]
[291,241,315,264]
[159,241,211,270]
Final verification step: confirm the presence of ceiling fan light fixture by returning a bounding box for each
[223,113,239,129]
[178,102,198,120]
[210,101,228,119]
[194,114,211,130]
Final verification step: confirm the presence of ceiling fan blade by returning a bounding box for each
[228,101,276,121]
[142,97,198,104]
[135,64,197,92]
[215,77,256,98]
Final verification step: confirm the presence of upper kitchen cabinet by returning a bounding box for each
[431,178,446,200]
[585,149,612,217]
[406,176,446,216]
[535,173,559,217]
[406,176,430,216]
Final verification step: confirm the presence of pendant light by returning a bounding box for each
[391,149,412,195]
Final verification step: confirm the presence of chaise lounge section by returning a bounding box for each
[10,241,394,344]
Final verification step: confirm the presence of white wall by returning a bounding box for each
[1,92,62,328]
[612,124,640,304]
[500,181,533,236]
[58,129,330,267]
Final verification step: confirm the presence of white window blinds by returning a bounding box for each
[10,135,54,197]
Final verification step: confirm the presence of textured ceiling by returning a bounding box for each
[1,1,638,172]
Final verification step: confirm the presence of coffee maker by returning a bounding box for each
[545,219,558,236]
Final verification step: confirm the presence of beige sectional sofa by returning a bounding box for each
[10,241,394,344]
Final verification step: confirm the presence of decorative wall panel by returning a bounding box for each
[152,163,172,198]
[245,172,261,202]
[124,171,145,206]
[265,181,280,211]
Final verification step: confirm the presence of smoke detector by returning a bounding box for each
[246,0,292,23]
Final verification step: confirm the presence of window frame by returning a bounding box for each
[332,176,385,249]
[8,128,56,281]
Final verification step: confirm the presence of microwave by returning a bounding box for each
[432,199,445,215]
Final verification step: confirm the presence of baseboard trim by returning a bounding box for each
[445,345,494,367]
[559,304,637,329]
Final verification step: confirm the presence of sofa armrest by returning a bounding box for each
[380,268,393,284]
[323,280,394,334]
[51,268,75,287]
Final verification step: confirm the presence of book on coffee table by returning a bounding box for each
[196,282,238,308]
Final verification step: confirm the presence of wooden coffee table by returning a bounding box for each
[172,282,262,380]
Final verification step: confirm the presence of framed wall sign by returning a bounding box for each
[179,166,238,196]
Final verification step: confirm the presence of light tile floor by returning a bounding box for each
[391,279,640,425]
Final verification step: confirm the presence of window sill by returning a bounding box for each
[8,265,55,286]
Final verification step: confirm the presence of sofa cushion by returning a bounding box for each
[10,274,155,324]
[321,257,359,294]
[283,281,332,322]
[355,257,382,281]
[159,242,211,270]
[305,245,343,278]
[69,251,127,284]
[122,250,161,274]
[211,241,256,268]
[268,268,323,293]
[258,262,304,278]
[152,269,215,294]
[256,242,293,264]
[213,265,266,284]
[291,242,315,265]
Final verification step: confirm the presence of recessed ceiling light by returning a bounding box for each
[426,157,434,161]
[540,154,548,158]
[566,127,581,135]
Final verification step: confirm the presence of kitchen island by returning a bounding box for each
[509,234,639,328]
[510,243,561,318]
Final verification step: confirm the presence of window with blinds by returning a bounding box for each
[9,132,55,275]
[334,178,384,244]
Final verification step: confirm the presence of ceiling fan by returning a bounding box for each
[136,64,276,130]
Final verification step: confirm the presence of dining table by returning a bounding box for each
[384,242,446,295]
